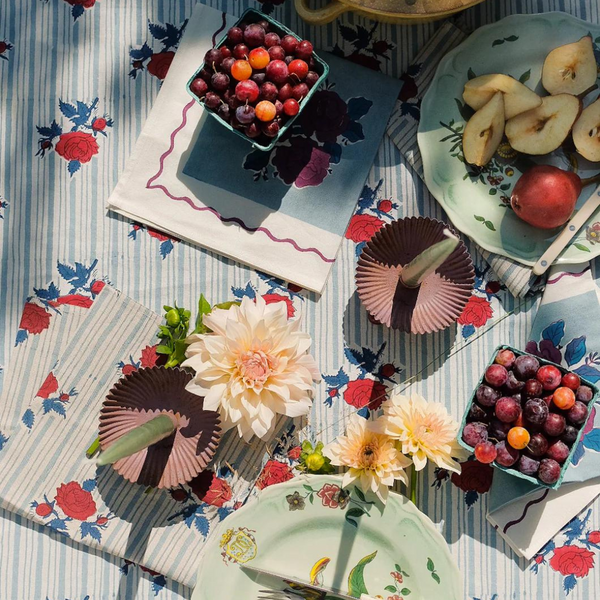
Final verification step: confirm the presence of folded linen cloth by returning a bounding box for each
[487,263,600,558]
[108,3,401,294]
[0,285,287,587]
[386,21,542,298]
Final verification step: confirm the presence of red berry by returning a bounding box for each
[292,83,309,101]
[266,60,289,85]
[283,98,300,116]
[474,441,497,464]
[233,44,249,60]
[495,349,516,368]
[485,364,508,387]
[536,365,562,391]
[546,440,570,464]
[264,32,281,48]
[204,92,221,109]
[235,80,259,102]
[36,503,53,517]
[268,46,286,61]
[256,100,277,122]
[562,372,581,391]
[296,40,314,60]
[231,60,252,81]
[305,70,320,88]
[221,56,236,74]
[204,49,223,69]
[260,82,278,102]
[278,83,293,101]
[553,386,576,410]
[539,458,561,484]
[227,27,244,45]
[249,47,270,70]
[220,46,232,58]
[288,59,309,81]
[281,35,299,54]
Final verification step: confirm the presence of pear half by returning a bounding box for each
[462,92,505,166]
[542,36,598,96]
[463,74,542,119]
[505,94,581,155]
[573,98,600,162]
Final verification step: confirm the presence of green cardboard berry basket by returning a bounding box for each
[186,8,329,152]
[458,344,599,490]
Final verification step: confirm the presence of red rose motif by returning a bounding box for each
[121,364,137,376]
[287,446,301,460]
[588,531,600,545]
[59,393,70,402]
[197,476,233,508]
[287,283,303,293]
[147,51,175,80]
[343,378,387,410]
[90,280,105,295]
[256,459,294,490]
[36,372,59,399]
[451,460,493,494]
[55,295,93,308]
[535,555,545,564]
[485,281,501,295]
[372,40,393,55]
[378,199,393,213]
[96,516,109,525]
[317,483,342,508]
[35,503,53,518]
[92,117,107,131]
[140,345,159,368]
[147,227,178,242]
[457,296,493,328]
[391,571,403,584]
[380,363,396,378]
[19,302,51,334]
[345,214,384,243]
[189,470,215,500]
[550,545,595,578]
[295,147,331,189]
[55,132,99,164]
[300,90,350,143]
[55,481,96,521]
[346,51,381,72]
[328,388,338,397]
[65,0,97,7]
[262,293,295,318]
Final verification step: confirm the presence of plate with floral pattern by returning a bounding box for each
[418,12,600,267]
[192,474,462,600]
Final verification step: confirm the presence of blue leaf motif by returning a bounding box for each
[571,439,586,466]
[46,517,69,533]
[59,99,77,119]
[68,160,81,176]
[15,329,28,346]
[357,407,370,419]
[542,320,565,347]
[563,574,577,595]
[160,240,174,259]
[148,23,168,41]
[462,324,476,339]
[243,149,271,173]
[0,432,8,451]
[574,364,600,383]
[342,120,365,143]
[582,429,600,452]
[22,409,35,430]
[80,521,102,542]
[151,575,167,596]
[322,367,350,387]
[193,515,210,537]
[346,97,373,121]
[565,336,587,366]
[322,142,342,165]
[82,479,97,492]
[71,4,85,20]
[57,262,77,281]
[465,490,479,508]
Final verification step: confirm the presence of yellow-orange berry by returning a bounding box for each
[255,100,277,122]
[248,47,270,70]
[231,59,252,81]
[507,427,530,450]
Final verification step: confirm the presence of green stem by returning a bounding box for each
[86,436,100,459]
[410,465,419,506]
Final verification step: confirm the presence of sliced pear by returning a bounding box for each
[542,36,598,96]
[573,98,600,161]
[463,74,542,119]
[462,92,505,166]
[505,94,581,155]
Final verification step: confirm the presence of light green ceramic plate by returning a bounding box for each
[192,475,462,600]
[418,12,600,267]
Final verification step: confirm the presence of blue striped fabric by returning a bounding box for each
[0,1,599,599]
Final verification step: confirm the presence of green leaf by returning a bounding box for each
[574,243,591,252]
[505,35,519,42]
[401,588,412,595]
[212,301,240,311]
[427,558,435,572]
[489,188,497,195]
[519,69,531,84]
[301,440,313,453]
[485,221,496,231]
[394,564,402,573]
[432,572,441,584]
[156,344,172,355]
[354,487,366,502]
[303,484,314,491]
[500,183,511,190]
[385,585,397,593]
[492,39,504,47]
[454,98,473,121]
[347,551,377,597]
[309,494,314,504]
[193,294,212,334]
[345,507,365,528]
[474,215,485,222]
[467,67,477,80]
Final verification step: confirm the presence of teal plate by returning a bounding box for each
[192,475,462,600]
[418,12,600,267]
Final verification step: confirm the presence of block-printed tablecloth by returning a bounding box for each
[1,0,600,599]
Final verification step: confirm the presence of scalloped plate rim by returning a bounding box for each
[418,11,600,267]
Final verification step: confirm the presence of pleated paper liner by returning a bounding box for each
[356,217,475,334]
[99,367,221,489]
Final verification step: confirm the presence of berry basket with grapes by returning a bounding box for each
[459,345,599,489]
[187,8,329,152]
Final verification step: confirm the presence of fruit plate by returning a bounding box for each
[186,8,329,153]
[418,12,600,267]
[191,474,463,600]
[458,345,599,489]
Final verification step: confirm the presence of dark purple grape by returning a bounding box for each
[505,371,525,393]
[227,27,244,45]
[513,355,540,381]
[308,56,316,70]
[485,364,508,388]
[284,55,294,65]
[526,432,549,458]
[199,67,212,82]
[190,77,208,97]
[576,385,594,404]
[523,398,549,428]
[489,418,511,441]
[518,455,540,476]
[221,57,236,74]
[468,403,491,424]
[260,82,278,102]
[476,385,500,407]
[495,441,520,467]
[243,24,265,48]
[547,440,570,464]
[305,70,320,89]
[543,413,566,437]
[257,20,270,32]
[217,103,231,121]
[264,32,281,48]
[495,397,522,423]
[495,348,516,368]
[562,425,579,445]
[211,72,230,91]
[251,71,266,86]
[262,120,280,138]
[235,104,256,124]
[524,379,543,398]
[462,422,489,447]
[539,458,561,484]
[568,401,588,426]
[245,122,261,138]
[204,92,221,109]
[204,48,223,69]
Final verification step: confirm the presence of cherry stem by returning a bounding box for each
[581,172,600,187]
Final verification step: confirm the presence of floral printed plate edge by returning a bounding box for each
[192,474,462,600]
[418,12,600,266]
